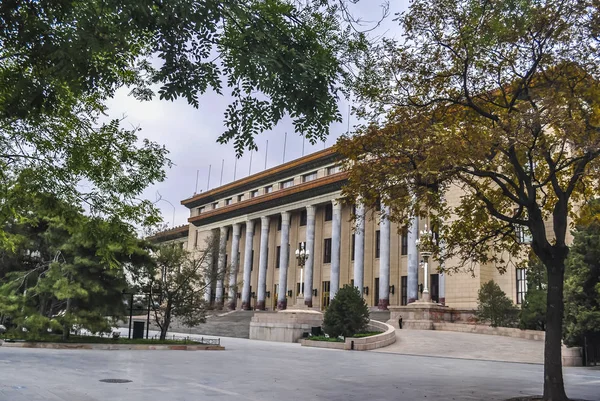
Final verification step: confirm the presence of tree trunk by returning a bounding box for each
[62,298,71,341]
[543,262,568,401]
[159,302,171,341]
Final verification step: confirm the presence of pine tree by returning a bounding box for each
[563,205,600,347]
[476,280,518,328]
[322,285,369,338]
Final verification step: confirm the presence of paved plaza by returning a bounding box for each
[1,332,599,401]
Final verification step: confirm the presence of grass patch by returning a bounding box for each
[306,335,344,342]
[351,331,382,338]
[2,333,200,345]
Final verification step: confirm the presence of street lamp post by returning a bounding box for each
[415,225,434,303]
[295,242,309,297]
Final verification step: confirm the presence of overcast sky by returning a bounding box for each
[105,1,408,229]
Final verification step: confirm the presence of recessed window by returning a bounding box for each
[277,215,282,231]
[250,250,254,271]
[401,226,408,255]
[197,206,205,215]
[225,198,232,206]
[299,210,307,226]
[212,202,219,209]
[323,238,332,263]
[516,268,527,304]
[516,225,532,244]
[302,172,317,183]
[280,179,294,189]
[327,165,341,175]
[276,246,281,268]
[264,185,273,194]
[351,234,355,260]
[251,189,259,198]
[376,230,381,258]
[324,204,333,221]
[237,194,245,202]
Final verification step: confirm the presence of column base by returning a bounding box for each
[277,300,287,310]
[377,299,390,310]
[422,292,431,302]
[304,299,313,308]
[227,301,237,311]
[241,301,252,311]
[256,301,266,311]
[408,297,417,304]
[439,297,445,306]
[214,299,223,310]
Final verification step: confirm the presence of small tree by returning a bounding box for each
[520,257,547,331]
[563,204,600,347]
[322,285,369,338]
[476,281,518,328]
[135,241,220,340]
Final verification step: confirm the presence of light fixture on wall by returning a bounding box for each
[364,286,369,295]
[312,288,318,296]
[287,290,293,297]
[389,285,395,295]
[266,291,271,298]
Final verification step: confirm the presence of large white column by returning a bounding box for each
[256,216,270,310]
[407,215,419,303]
[227,223,242,310]
[378,204,391,309]
[214,226,228,308]
[277,212,291,310]
[330,200,342,300]
[353,202,365,295]
[241,220,255,310]
[439,236,446,305]
[303,205,316,307]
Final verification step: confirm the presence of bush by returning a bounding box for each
[322,285,369,338]
[476,280,518,328]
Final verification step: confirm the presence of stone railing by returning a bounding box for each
[301,320,396,351]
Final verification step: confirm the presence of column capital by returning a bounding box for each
[232,223,241,235]
[306,204,316,216]
[260,216,270,226]
[245,219,255,233]
[219,226,228,235]
[281,211,291,222]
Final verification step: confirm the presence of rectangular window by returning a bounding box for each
[197,206,205,215]
[237,194,245,202]
[299,210,307,226]
[250,250,254,271]
[297,282,304,294]
[265,247,268,270]
[351,234,355,261]
[323,238,332,263]
[276,246,281,268]
[264,185,273,194]
[376,230,381,258]
[251,190,259,198]
[516,225,532,244]
[516,268,527,304]
[277,215,282,231]
[212,202,219,209]
[280,179,294,189]
[226,229,230,241]
[194,231,199,248]
[375,197,381,211]
[401,276,408,305]
[327,165,341,175]
[324,204,333,221]
[401,226,408,255]
[322,281,331,309]
[302,171,317,183]
[225,198,232,206]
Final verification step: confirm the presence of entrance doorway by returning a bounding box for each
[322,281,330,310]
[273,284,279,310]
[430,274,439,303]
[374,277,380,306]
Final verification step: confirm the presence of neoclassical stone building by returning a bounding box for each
[152,147,529,311]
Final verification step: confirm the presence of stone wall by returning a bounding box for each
[432,322,546,341]
[301,320,396,351]
[249,310,323,342]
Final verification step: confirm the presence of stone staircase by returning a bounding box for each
[369,310,391,323]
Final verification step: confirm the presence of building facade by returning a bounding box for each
[163,148,529,311]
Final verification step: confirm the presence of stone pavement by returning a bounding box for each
[372,329,545,364]
[1,331,598,401]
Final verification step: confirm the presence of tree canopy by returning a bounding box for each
[339,1,600,399]
[0,195,151,339]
